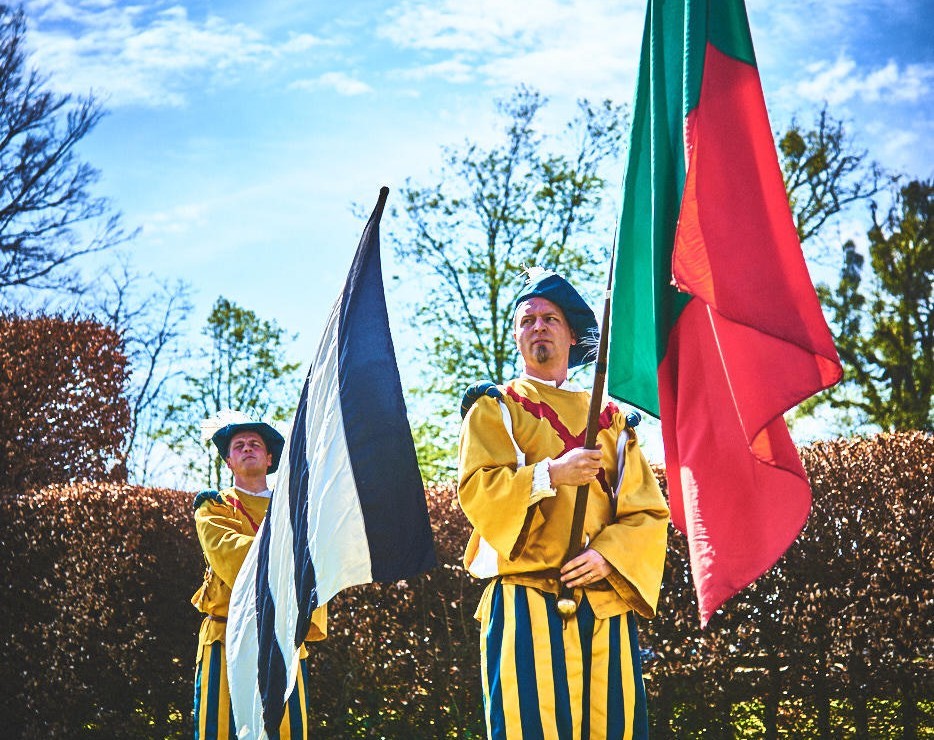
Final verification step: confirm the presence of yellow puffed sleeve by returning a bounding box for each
[589,428,670,618]
[194,499,257,588]
[305,603,328,642]
[458,395,552,561]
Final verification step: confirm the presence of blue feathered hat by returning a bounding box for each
[202,410,286,474]
[513,267,598,368]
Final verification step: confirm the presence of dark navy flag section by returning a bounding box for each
[337,187,436,582]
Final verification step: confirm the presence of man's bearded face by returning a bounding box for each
[513,297,576,373]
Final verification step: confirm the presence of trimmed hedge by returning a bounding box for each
[0,484,200,739]
[0,432,930,737]
[643,431,933,738]
[0,314,129,496]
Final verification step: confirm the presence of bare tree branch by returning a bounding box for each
[0,7,134,296]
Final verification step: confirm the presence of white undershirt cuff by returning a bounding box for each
[531,458,557,502]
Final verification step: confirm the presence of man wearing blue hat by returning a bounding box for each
[458,269,669,739]
[191,414,326,739]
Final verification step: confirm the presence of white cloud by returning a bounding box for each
[749,0,919,52]
[143,200,211,239]
[23,0,325,107]
[290,71,373,96]
[379,0,644,99]
[381,0,539,53]
[281,33,322,54]
[795,55,933,106]
[863,119,930,174]
[863,62,931,102]
[395,58,476,84]
[476,45,632,99]
[875,128,918,159]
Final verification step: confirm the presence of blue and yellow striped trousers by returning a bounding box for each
[479,581,649,740]
[194,641,310,739]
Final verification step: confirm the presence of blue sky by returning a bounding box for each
[18,0,934,471]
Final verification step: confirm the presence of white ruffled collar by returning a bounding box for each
[521,371,583,393]
[234,485,272,498]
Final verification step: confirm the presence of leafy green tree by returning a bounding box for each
[390,86,626,398]
[160,297,301,488]
[812,180,932,431]
[0,6,132,297]
[389,87,626,475]
[410,419,458,486]
[779,105,887,249]
[776,107,922,434]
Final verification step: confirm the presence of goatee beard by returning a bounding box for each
[533,343,550,364]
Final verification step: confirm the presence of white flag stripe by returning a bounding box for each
[266,427,301,717]
[227,519,265,739]
[304,297,373,602]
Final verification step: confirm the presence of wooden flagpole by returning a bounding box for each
[556,248,617,619]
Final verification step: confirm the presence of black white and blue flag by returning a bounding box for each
[226,187,436,738]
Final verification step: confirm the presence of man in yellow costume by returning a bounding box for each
[191,415,327,739]
[458,270,670,740]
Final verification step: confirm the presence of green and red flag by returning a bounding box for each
[607,0,843,626]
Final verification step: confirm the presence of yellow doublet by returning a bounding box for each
[459,378,669,619]
[192,487,326,740]
[192,487,327,659]
[460,377,669,740]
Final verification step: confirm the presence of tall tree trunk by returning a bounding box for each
[652,677,674,739]
[702,670,734,740]
[763,653,781,740]
[715,693,733,740]
[815,671,832,738]
[814,634,832,738]
[848,652,869,738]
[899,676,917,740]
[763,695,779,740]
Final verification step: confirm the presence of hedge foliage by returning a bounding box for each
[643,431,933,738]
[0,314,129,495]
[0,432,930,738]
[0,484,200,739]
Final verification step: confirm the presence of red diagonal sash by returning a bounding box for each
[223,492,261,534]
[505,386,618,495]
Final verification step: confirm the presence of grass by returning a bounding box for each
[665,697,933,738]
